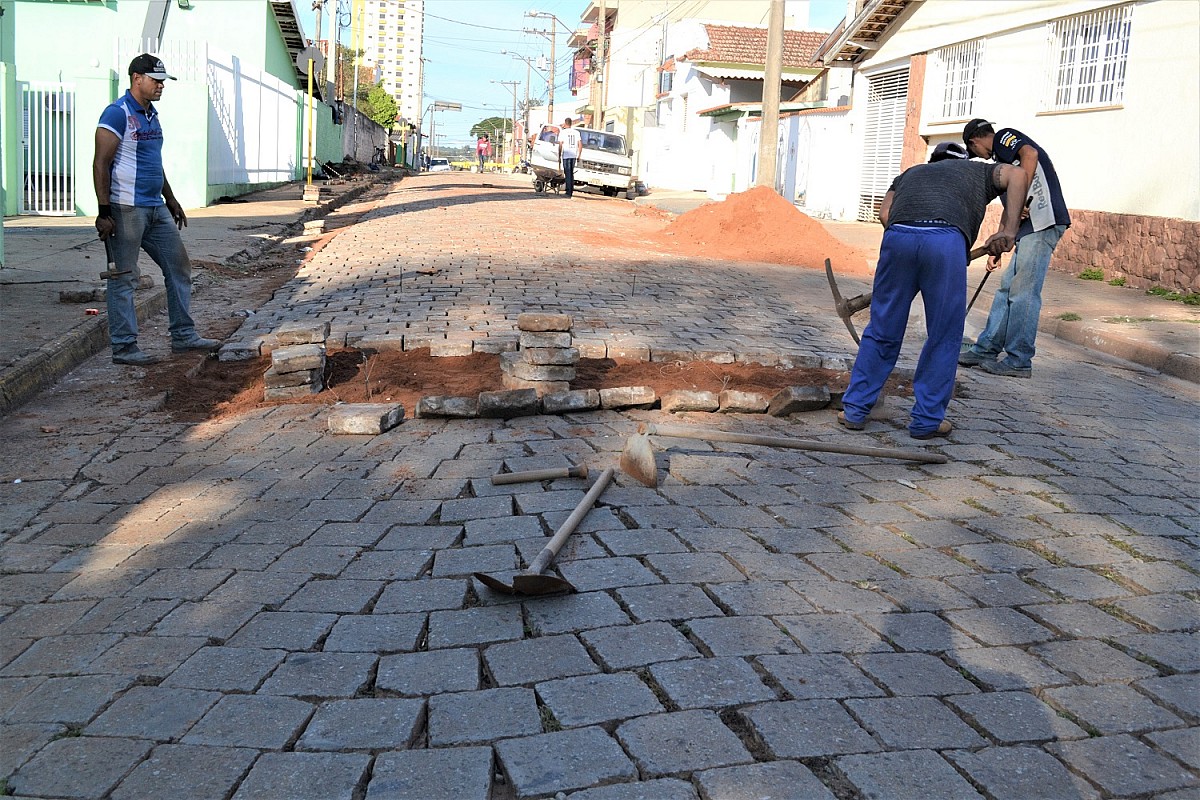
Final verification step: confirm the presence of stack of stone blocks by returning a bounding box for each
[263,321,330,400]
[501,313,579,396]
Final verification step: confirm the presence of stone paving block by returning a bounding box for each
[1047,734,1197,797]
[523,591,630,635]
[565,778,699,800]
[1148,727,1200,770]
[874,577,979,612]
[162,646,287,692]
[269,545,360,574]
[89,634,208,679]
[661,389,720,413]
[1136,673,1200,719]
[856,611,979,653]
[496,726,638,797]
[439,494,515,523]
[517,312,572,332]
[953,542,1053,572]
[271,343,325,373]
[687,615,802,657]
[3,673,133,724]
[1037,534,1137,566]
[717,389,770,413]
[542,388,601,414]
[281,579,385,613]
[1118,631,1200,672]
[479,388,539,419]
[854,652,978,697]
[274,320,331,345]
[0,599,100,638]
[428,686,541,746]
[845,696,987,750]
[594,529,687,556]
[464,515,544,546]
[360,499,441,526]
[1112,593,1200,631]
[259,651,376,698]
[366,747,493,800]
[744,699,880,758]
[264,365,322,390]
[416,395,480,418]
[427,603,524,649]
[1044,683,1185,734]
[374,578,467,613]
[600,385,657,409]
[8,736,153,799]
[1113,560,1200,593]
[622,503,710,530]
[697,760,836,799]
[535,672,664,728]
[557,556,661,592]
[110,743,258,800]
[1031,639,1159,684]
[85,684,220,740]
[942,573,1055,608]
[125,568,233,600]
[340,549,433,580]
[775,614,891,654]
[513,488,588,515]
[644,552,745,584]
[519,332,572,349]
[957,746,1105,800]
[376,524,463,550]
[323,613,424,653]
[376,647,479,697]
[836,750,983,800]
[649,656,776,709]
[484,634,599,686]
[296,697,423,751]
[184,694,314,749]
[617,710,753,777]
[616,584,724,623]
[327,403,404,435]
[947,691,1088,744]
[227,611,337,650]
[767,385,831,415]
[945,645,1070,691]
[1026,567,1129,600]
[432,544,516,577]
[151,599,261,640]
[756,653,886,700]
[707,581,814,616]
[232,751,371,800]
[581,622,700,670]
[943,607,1057,646]
[787,577,899,614]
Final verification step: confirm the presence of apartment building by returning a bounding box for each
[352,0,425,126]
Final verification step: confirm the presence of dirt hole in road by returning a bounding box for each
[148,348,914,423]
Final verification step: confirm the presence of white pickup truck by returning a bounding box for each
[529,124,634,197]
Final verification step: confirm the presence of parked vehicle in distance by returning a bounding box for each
[428,158,451,173]
[529,124,633,197]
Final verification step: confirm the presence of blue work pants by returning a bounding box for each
[843,224,967,437]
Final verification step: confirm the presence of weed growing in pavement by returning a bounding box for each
[1078,268,1104,280]
[1108,276,1126,286]
[1147,286,1200,305]
[538,704,563,732]
[1103,316,1157,324]
[1057,312,1082,321]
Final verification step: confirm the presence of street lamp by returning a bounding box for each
[524,10,574,126]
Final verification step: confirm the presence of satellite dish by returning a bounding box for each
[296,46,325,77]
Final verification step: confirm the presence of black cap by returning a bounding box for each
[930,142,968,162]
[128,53,176,80]
[962,118,994,145]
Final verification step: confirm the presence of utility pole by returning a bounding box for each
[490,80,519,168]
[526,11,569,126]
[756,0,784,191]
[596,0,606,129]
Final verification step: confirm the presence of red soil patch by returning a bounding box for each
[652,186,871,275]
[149,348,914,423]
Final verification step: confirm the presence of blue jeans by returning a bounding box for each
[562,157,576,196]
[843,225,967,437]
[106,204,198,352]
[967,224,1067,370]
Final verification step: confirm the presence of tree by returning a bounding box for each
[365,82,399,129]
[469,116,511,139]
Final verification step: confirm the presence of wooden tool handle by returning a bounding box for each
[969,245,987,261]
[491,465,588,485]
[645,424,948,465]
[527,467,615,575]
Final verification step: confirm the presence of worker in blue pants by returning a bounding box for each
[839,142,1027,439]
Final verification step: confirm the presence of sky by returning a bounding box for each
[298,0,849,152]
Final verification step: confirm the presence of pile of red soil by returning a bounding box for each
[653,186,870,275]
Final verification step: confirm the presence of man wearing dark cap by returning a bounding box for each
[93,53,219,366]
[838,142,1027,439]
[958,119,1070,378]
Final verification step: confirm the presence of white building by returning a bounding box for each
[354,0,425,125]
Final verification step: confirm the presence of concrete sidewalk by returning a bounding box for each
[637,190,1200,384]
[0,172,393,415]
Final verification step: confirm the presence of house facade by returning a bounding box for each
[808,0,1199,289]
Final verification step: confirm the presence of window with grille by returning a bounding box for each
[1044,3,1133,111]
[934,39,984,120]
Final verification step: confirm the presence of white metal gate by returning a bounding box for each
[857,68,909,222]
[20,82,77,216]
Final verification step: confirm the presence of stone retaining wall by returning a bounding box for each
[979,206,1200,292]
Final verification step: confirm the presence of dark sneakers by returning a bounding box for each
[958,349,994,367]
[171,336,221,353]
[112,347,161,366]
[980,360,1032,378]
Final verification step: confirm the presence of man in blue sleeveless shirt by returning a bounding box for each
[959,119,1071,378]
[94,53,219,366]
[839,142,1027,439]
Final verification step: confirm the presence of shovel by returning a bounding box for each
[474,466,615,596]
[621,422,947,487]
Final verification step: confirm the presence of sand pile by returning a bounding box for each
[655,186,870,274]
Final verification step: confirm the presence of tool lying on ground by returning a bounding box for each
[474,466,615,596]
[621,422,947,487]
[826,245,989,344]
[98,237,132,280]
[490,464,588,485]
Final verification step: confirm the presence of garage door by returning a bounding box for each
[857,68,909,222]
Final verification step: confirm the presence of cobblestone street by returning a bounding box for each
[1,173,1197,799]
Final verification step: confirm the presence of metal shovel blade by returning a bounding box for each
[511,573,575,596]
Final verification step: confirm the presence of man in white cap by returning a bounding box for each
[93,53,219,366]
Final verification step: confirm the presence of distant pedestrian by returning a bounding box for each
[838,141,1027,439]
[477,134,490,172]
[557,118,581,199]
[93,53,218,366]
[959,119,1071,378]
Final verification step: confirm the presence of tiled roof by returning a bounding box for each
[682,24,827,68]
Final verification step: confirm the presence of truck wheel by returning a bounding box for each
[602,187,617,197]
